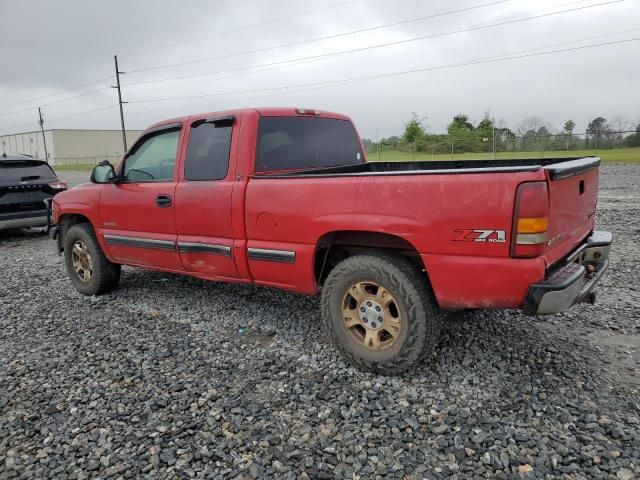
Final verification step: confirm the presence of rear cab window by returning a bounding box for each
[256,116,364,172]
[0,161,57,183]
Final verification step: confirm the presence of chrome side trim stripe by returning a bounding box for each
[104,235,176,251]
[177,242,232,257]
[247,248,296,264]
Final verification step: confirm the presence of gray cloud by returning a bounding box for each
[1,0,638,139]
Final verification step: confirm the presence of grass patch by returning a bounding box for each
[367,147,640,163]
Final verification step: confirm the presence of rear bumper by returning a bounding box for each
[0,211,48,230]
[523,231,612,315]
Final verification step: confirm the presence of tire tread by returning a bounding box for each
[321,252,441,374]
[64,223,120,295]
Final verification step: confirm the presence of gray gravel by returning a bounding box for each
[1,164,639,479]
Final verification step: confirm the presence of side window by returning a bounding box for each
[184,123,232,181]
[124,129,180,182]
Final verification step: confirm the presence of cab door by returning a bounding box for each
[174,116,239,279]
[99,123,184,271]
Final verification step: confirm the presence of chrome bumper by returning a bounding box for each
[524,231,612,315]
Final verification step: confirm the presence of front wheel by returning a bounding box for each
[63,223,121,295]
[321,252,441,374]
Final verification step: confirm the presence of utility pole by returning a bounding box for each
[38,107,49,163]
[492,117,496,160]
[112,55,128,153]
[376,128,380,162]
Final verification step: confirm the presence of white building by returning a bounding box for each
[0,129,143,166]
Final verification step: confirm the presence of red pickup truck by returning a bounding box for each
[49,107,611,373]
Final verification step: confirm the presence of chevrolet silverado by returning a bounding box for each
[49,108,611,373]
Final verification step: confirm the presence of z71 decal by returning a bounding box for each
[454,229,506,243]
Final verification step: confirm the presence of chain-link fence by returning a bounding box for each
[51,155,121,170]
[48,130,640,169]
[369,130,640,161]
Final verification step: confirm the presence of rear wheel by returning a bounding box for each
[321,252,441,374]
[63,223,120,295]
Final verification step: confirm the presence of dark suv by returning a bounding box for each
[0,154,67,230]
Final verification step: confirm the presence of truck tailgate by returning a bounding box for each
[542,158,600,266]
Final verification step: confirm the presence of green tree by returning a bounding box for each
[447,113,480,152]
[587,117,608,133]
[403,113,426,144]
[586,117,609,148]
[476,113,494,151]
[563,119,576,150]
[625,123,640,147]
[495,127,516,151]
[564,120,575,134]
[451,114,475,130]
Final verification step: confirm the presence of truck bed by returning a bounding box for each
[257,156,600,180]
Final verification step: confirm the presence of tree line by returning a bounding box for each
[363,113,640,155]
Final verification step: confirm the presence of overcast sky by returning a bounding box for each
[0,0,638,140]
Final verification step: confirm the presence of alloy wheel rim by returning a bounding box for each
[71,240,93,283]
[341,281,402,351]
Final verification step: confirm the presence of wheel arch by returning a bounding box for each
[313,230,430,289]
[58,213,94,252]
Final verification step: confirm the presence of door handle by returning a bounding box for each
[156,194,172,208]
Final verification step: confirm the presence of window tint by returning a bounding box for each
[185,123,232,180]
[0,161,56,182]
[256,117,363,172]
[124,129,180,181]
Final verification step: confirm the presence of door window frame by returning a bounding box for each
[183,115,235,182]
[118,122,182,183]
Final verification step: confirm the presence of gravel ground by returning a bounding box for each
[1,164,639,480]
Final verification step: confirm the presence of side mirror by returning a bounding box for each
[91,161,117,184]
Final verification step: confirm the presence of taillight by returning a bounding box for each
[48,181,67,190]
[511,181,549,258]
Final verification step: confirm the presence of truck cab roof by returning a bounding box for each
[146,107,352,131]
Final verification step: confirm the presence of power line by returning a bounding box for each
[47,104,117,122]
[115,83,361,121]
[0,0,607,119]
[0,1,370,118]
[123,0,623,89]
[119,0,360,58]
[0,87,111,119]
[124,16,639,99]
[121,0,586,90]
[3,35,636,137]
[0,105,117,136]
[129,56,336,95]
[1,33,636,135]
[0,75,112,112]
[125,0,512,74]
[126,37,639,104]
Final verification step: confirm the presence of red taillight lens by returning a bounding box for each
[48,181,67,190]
[511,181,549,258]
